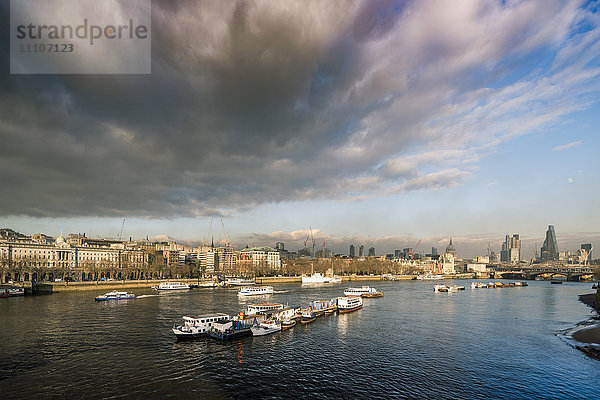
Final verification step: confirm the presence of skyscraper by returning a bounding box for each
[541,225,558,261]
[359,245,365,257]
[501,234,520,263]
[581,243,592,263]
[349,245,355,258]
[368,247,375,257]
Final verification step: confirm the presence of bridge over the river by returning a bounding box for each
[493,266,596,281]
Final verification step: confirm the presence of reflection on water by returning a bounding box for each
[1,280,599,399]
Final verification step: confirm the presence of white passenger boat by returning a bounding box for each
[302,273,342,284]
[198,281,219,288]
[225,278,256,286]
[172,313,230,338]
[336,296,363,313]
[94,291,135,301]
[250,320,282,336]
[417,274,445,280]
[153,282,190,290]
[246,303,284,315]
[0,287,25,297]
[237,286,274,296]
[343,286,380,297]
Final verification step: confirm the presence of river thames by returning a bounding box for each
[1,280,599,399]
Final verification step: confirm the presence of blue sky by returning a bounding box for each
[1,0,599,258]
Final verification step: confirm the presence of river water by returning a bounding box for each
[1,280,599,399]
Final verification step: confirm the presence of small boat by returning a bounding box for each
[551,280,563,284]
[281,319,296,330]
[172,313,230,339]
[344,286,379,297]
[153,282,190,290]
[94,291,135,301]
[207,320,252,341]
[251,320,281,336]
[417,274,445,280]
[246,303,284,315]
[302,272,342,284]
[237,286,274,296]
[225,278,256,286]
[362,289,384,297]
[301,309,317,323]
[434,284,449,292]
[0,287,25,297]
[592,284,598,289]
[336,296,363,313]
[514,282,528,287]
[198,281,219,288]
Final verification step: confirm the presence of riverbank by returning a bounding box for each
[573,292,600,361]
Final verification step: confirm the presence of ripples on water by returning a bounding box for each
[1,281,599,399]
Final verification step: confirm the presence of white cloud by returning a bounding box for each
[553,140,583,151]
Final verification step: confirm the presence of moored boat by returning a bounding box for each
[207,320,252,341]
[0,286,25,297]
[94,291,135,301]
[237,286,274,296]
[302,272,342,284]
[198,281,219,288]
[301,309,317,323]
[343,286,379,297]
[225,278,256,286]
[153,282,190,290]
[251,320,281,336]
[434,284,449,292]
[336,296,362,313]
[172,313,230,339]
[281,319,297,330]
[246,303,284,315]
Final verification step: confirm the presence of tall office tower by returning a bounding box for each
[349,245,355,258]
[500,234,510,262]
[509,234,521,263]
[275,242,285,251]
[359,245,365,257]
[431,247,438,256]
[581,243,592,263]
[368,247,375,257]
[394,249,402,258]
[541,225,559,261]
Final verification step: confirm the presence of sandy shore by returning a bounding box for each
[574,292,600,361]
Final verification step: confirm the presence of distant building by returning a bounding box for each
[394,249,401,258]
[431,247,438,256]
[239,246,281,270]
[275,242,285,251]
[445,238,457,258]
[581,244,592,264]
[349,245,355,258]
[368,247,375,257]
[359,245,365,257]
[540,225,558,261]
[500,234,520,263]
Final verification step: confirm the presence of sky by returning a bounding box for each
[1,0,599,258]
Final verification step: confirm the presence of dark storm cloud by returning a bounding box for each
[0,0,597,217]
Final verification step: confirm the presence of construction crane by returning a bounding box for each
[410,239,421,260]
[310,226,316,258]
[220,219,231,247]
[118,218,125,241]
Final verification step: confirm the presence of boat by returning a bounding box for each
[172,313,230,339]
[300,309,317,323]
[0,286,25,297]
[593,284,598,289]
[362,289,384,298]
[237,286,274,296]
[551,280,563,284]
[336,296,363,313]
[225,278,256,286]
[514,282,528,287]
[434,284,448,292]
[302,272,342,284]
[94,291,135,301]
[198,281,219,288]
[281,319,297,330]
[310,299,337,316]
[153,282,190,290]
[207,319,252,341]
[251,320,282,336]
[343,286,379,297]
[246,303,284,315]
[417,274,445,280]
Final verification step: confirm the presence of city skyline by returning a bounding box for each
[1,1,599,258]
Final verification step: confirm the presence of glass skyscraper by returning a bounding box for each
[541,225,558,261]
